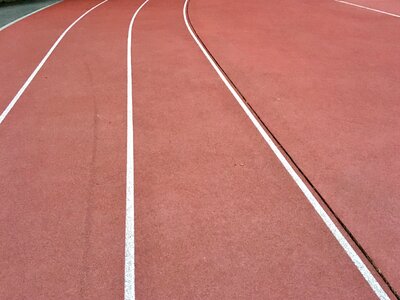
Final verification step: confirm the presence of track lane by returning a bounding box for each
[189,0,400,295]
[132,0,384,298]
[336,0,400,16]
[0,0,109,125]
[0,0,103,116]
[0,0,143,298]
[184,0,389,298]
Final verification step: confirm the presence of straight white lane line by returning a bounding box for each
[125,0,150,299]
[0,0,63,32]
[0,0,109,125]
[183,1,390,299]
[335,0,400,18]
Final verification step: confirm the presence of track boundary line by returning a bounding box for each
[125,0,151,299]
[335,0,400,18]
[183,0,391,299]
[0,0,63,32]
[0,0,108,125]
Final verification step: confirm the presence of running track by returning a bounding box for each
[0,0,399,299]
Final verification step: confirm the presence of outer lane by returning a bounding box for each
[0,0,102,116]
[188,0,400,294]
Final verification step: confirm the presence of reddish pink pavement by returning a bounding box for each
[189,0,400,296]
[0,0,103,114]
[0,0,143,298]
[0,0,396,299]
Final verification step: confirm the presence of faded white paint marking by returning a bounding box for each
[125,0,151,299]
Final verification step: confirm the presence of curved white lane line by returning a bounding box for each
[183,1,390,299]
[0,0,109,125]
[335,0,400,18]
[0,0,63,32]
[125,0,151,299]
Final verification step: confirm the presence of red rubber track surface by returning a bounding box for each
[0,0,104,115]
[0,0,143,298]
[189,0,400,294]
[0,0,397,298]
[132,0,387,298]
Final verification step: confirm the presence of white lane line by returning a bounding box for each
[335,0,400,18]
[0,0,63,32]
[125,0,150,299]
[0,0,108,125]
[183,1,390,299]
